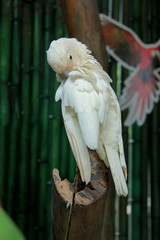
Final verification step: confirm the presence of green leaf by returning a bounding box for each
[0,208,26,240]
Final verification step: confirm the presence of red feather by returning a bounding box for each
[100,14,160,126]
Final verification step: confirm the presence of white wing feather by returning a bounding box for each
[78,111,99,149]
[57,75,100,183]
[64,114,91,183]
[62,77,100,148]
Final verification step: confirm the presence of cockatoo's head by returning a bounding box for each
[47,38,90,75]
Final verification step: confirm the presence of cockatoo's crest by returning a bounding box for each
[47,38,91,75]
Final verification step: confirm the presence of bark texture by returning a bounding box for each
[52,151,109,240]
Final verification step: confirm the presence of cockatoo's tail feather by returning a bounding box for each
[47,37,128,197]
[104,145,128,196]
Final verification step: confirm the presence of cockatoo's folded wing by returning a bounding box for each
[63,111,91,184]
[60,76,103,183]
[62,77,100,150]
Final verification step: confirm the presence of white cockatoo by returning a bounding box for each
[47,38,128,196]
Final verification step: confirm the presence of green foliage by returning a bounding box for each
[0,209,26,240]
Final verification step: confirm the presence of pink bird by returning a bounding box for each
[100,14,160,126]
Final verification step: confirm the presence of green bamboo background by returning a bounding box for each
[0,0,159,240]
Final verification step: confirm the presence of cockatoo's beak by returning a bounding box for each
[63,69,71,77]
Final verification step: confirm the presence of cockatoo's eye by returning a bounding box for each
[67,53,72,61]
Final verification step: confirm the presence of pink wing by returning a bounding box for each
[99,13,144,70]
[120,64,160,126]
[100,13,160,126]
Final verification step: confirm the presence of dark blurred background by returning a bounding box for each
[0,0,159,239]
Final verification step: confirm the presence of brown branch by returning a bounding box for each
[52,152,109,240]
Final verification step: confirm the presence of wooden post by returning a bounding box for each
[52,0,110,239]
[52,151,109,240]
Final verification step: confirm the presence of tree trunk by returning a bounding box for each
[52,151,109,240]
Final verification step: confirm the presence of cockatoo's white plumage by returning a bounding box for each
[47,38,128,196]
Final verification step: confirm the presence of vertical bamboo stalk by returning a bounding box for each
[140,122,148,240]
[17,1,32,234]
[127,126,135,240]
[0,0,11,205]
[119,73,129,240]
[129,67,141,237]
[111,33,119,240]
[7,0,21,219]
[111,2,129,239]
[119,50,129,240]
[124,1,142,239]
[0,0,11,125]
[48,5,63,173]
[7,116,19,215]
[68,149,76,182]
[140,1,150,239]
[43,4,54,240]
[151,107,160,240]
[150,1,160,239]
[59,126,70,178]
[26,2,42,239]
[34,4,47,238]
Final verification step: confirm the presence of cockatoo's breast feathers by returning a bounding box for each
[47,38,90,74]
